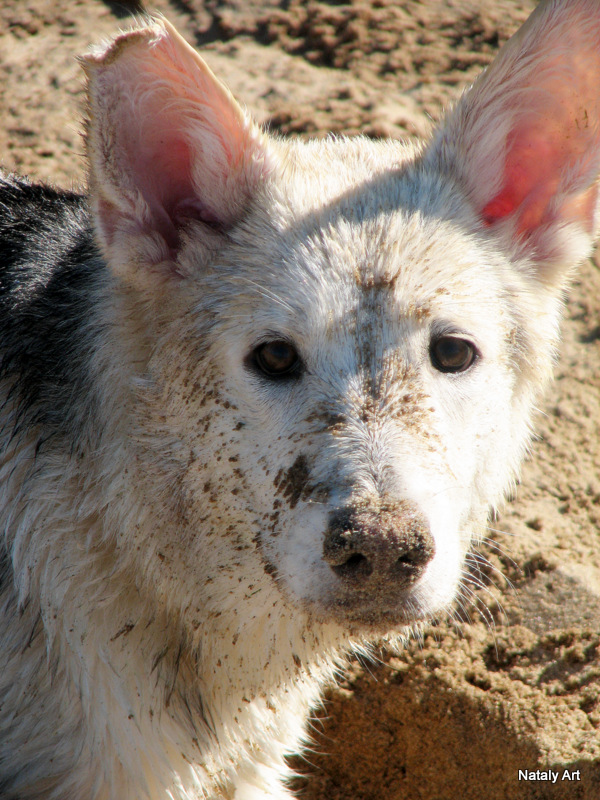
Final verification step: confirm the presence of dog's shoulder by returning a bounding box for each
[0,172,105,441]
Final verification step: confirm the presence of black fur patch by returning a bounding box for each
[0,173,105,448]
[0,543,10,597]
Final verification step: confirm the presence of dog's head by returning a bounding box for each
[84,2,600,638]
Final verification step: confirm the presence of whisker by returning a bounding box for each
[478,536,520,568]
[462,572,509,625]
[466,549,517,593]
[484,525,517,538]
[457,583,500,636]
[228,276,296,314]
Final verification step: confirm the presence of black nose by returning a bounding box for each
[323,500,435,589]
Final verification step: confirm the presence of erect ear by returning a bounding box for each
[425,0,600,285]
[82,18,271,287]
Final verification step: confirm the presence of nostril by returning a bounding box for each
[344,553,367,570]
[396,547,426,567]
[332,553,372,580]
[393,547,431,584]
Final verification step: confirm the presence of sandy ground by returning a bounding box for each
[1,1,599,798]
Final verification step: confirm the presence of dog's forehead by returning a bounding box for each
[214,140,510,348]
[271,193,502,331]
[265,138,502,312]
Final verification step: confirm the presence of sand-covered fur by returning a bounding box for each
[1,1,600,798]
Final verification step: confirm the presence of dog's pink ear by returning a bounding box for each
[426,0,600,283]
[83,18,270,285]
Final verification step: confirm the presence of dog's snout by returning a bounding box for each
[323,501,435,589]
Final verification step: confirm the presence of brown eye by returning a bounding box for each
[430,336,477,373]
[253,340,301,378]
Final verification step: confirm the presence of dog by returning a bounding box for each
[0,0,599,797]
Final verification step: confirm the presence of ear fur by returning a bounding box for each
[82,17,272,288]
[426,0,600,285]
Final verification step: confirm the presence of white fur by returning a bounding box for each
[1,1,600,797]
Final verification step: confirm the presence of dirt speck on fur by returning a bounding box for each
[1,1,599,798]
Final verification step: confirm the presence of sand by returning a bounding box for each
[1,1,599,797]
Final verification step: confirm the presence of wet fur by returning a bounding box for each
[1,1,600,798]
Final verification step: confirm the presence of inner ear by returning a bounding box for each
[120,133,227,252]
[83,18,272,283]
[425,0,600,279]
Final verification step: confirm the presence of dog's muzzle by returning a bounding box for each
[323,499,435,598]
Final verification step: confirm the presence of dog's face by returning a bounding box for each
[85,4,600,639]
[131,146,555,636]
[187,157,524,633]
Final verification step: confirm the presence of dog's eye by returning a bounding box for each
[430,336,476,373]
[252,340,301,378]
